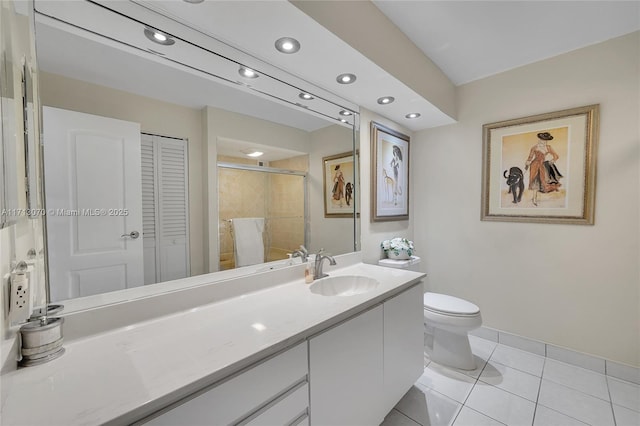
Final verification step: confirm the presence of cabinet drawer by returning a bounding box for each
[245,383,308,426]
[147,342,308,425]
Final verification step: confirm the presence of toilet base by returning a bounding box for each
[429,327,476,370]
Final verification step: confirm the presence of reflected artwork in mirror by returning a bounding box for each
[32,0,360,310]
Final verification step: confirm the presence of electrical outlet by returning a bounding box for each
[9,273,31,325]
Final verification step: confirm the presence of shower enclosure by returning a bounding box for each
[218,159,307,270]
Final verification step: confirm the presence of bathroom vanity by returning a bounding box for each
[1,254,425,425]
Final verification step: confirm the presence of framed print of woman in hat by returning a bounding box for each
[323,151,357,218]
[525,131,564,206]
[482,105,599,225]
[371,121,410,222]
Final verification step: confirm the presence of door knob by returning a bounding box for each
[121,231,140,239]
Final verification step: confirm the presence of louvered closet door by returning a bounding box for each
[141,134,190,284]
[141,135,158,284]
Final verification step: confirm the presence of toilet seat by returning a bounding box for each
[424,292,480,316]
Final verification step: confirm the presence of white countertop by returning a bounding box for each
[1,261,424,425]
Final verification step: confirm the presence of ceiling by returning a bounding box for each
[373,0,640,86]
[134,0,639,131]
[35,1,640,133]
[133,0,456,131]
[34,18,333,133]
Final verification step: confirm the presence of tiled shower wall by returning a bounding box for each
[218,155,307,269]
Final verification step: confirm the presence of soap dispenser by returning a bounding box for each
[304,258,314,284]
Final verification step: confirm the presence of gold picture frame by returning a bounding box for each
[371,122,410,222]
[323,151,357,218]
[481,104,599,224]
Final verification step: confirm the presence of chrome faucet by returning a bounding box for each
[291,245,309,263]
[314,249,336,279]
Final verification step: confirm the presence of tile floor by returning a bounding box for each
[381,336,640,426]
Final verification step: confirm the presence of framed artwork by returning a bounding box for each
[371,121,410,222]
[481,104,599,224]
[323,151,357,218]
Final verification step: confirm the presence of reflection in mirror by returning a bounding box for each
[217,142,308,270]
[33,1,359,308]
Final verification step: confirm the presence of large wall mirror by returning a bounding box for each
[32,0,359,310]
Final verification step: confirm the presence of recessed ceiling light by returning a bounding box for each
[339,110,353,116]
[336,73,357,84]
[238,66,259,79]
[143,27,175,46]
[340,118,349,124]
[183,0,204,3]
[299,92,314,100]
[275,37,301,54]
[242,149,264,157]
[377,97,395,105]
[405,113,421,119]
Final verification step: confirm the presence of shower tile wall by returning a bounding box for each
[218,155,267,269]
[218,155,307,269]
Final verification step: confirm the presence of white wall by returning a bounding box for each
[413,32,639,366]
[309,124,356,255]
[359,109,415,265]
[1,1,45,374]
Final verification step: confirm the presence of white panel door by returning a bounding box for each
[43,107,143,301]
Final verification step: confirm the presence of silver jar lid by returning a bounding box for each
[19,317,64,333]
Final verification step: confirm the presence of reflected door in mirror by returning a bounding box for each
[141,134,190,283]
[43,107,144,301]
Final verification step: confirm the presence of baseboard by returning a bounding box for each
[469,326,640,385]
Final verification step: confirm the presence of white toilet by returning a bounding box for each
[377,256,482,371]
[423,292,482,370]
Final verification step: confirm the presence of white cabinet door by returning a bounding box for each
[309,305,384,426]
[383,284,425,410]
[147,343,308,425]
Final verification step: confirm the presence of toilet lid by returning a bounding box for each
[423,292,480,315]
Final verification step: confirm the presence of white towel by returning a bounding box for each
[232,218,265,267]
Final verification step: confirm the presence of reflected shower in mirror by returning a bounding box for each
[217,142,308,270]
[33,0,359,306]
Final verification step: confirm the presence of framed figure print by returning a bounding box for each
[371,122,410,222]
[481,104,599,224]
[323,151,357,217]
